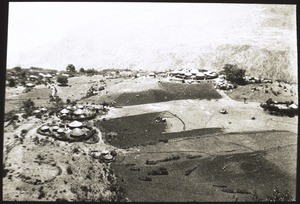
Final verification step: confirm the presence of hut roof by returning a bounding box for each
[41,125,50,131]
[289,104,298,109]
[44,74,52,78]
[66,106,72,110]
[68,120,83,128]
[29,75,39,79]
[41,107,48,112]
[57,128,65,133]
[26,83,35,87]
[70,128,84,137]
[33,109,41,114]
[77,105,84,109]
[52,126,59,131]
[103,154,114,160]
[101,150,110,155]
[74,109,84,115]
[60,109,69,114]
[196,73,205,77]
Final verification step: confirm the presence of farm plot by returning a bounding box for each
[112,148,296,202]
[85,82,222,106]
[96,111,223,149]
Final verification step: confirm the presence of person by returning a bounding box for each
[244,97,247,104]
[47,82,58,100]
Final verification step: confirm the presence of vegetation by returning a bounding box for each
[66,64,76,73]
[22,98,35,117]
[222,64,246,85]
[57,75,68,86]
[252,188,293,202]
[7,78,16,87]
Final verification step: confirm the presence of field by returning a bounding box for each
[3,74,298,202]
[97,111,223,148]
[111,131,297,202]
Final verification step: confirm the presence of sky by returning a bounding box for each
[6,2,297,72]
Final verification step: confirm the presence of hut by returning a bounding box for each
[57,128,65,134]
[33,109,41,114]
[77,105,84,109]
[190,69,199,75]
[74,109,84,115]
[51,126,59,132]
[66,106,73,110]
[70,128,85,138]
[40,107,48,112]
[41,125,50,132]
[101,149,110,155]
[26,82,35,88]
[60,109,69,114]
[68,120,83,129]
[44,74,53,78]
[196,73,205,80]
[184,73,192,79]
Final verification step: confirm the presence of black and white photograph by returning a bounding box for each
[2,2,298,202]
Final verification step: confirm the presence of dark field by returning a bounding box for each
[95,82,222,106]
[111,151,296,202]
[96,111,223,148]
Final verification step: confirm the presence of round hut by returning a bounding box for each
[70,128,85,138]
[68,120,83,129]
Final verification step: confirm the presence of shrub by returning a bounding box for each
[57,75,68,85]
[148,167,169,175]
[7,78,16,87]
[138,176,152,181]
[66,166,73,174]
[158,138,169,143]
[21,129,28,135]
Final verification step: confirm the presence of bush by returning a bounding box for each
[148,167,169,175]
[158,138,169,143]
[138,176,152,181]
[223,64,246,85]
[22,99,35,117]
[57,75,68,85]
[66,166,73,174]
[7,78,16,87]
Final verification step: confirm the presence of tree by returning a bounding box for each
[223,64,246,85]
[7,78,16,87]
[57,75,68,86]
[79,68,85,73]
[66,64,76,73]
[13,66,22,72]
[22,98,35,116]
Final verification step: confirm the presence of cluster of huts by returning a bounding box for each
[244,76,273,84]
[260,99,298,117]
[169,69,219,80]
[58,104,99,120]
[39,120,94,141]
[89,149,117,163]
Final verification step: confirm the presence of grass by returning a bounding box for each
[96,111,223,148]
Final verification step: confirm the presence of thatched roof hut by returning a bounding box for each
[74,109,84,115]
[60,109,69,114]
[70,128,85,137]
[41,125,50,132]
[68,120,83,128]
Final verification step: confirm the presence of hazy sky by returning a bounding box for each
[7,2,297,70]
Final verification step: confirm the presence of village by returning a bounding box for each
[3,63,298,202]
